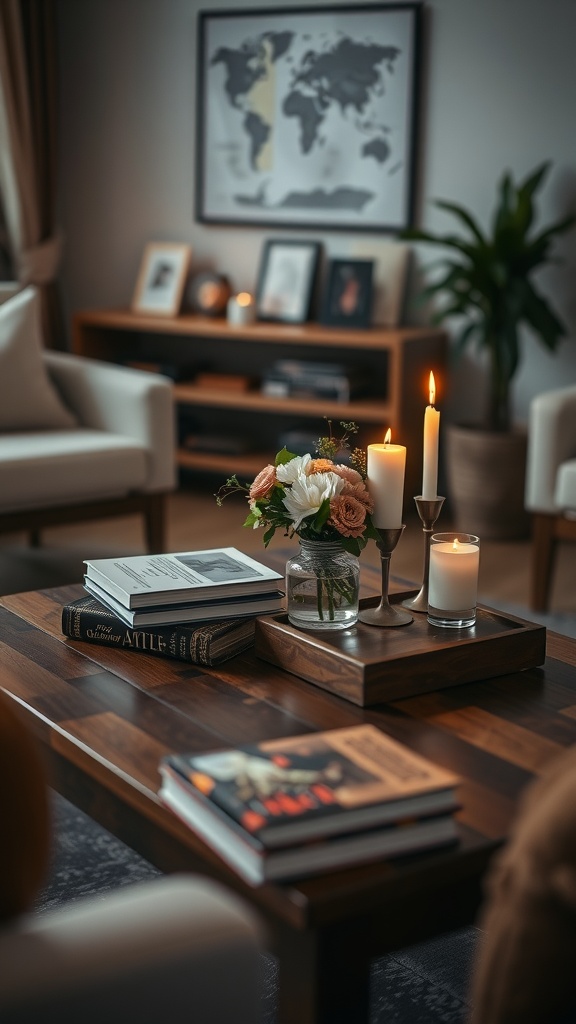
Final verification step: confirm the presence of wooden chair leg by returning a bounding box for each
[530,512,558,612]
[143,493,167,553]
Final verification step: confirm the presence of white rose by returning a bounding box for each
[282,471,344,530]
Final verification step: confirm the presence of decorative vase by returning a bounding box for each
[445,424,530,540]
[286,540,360,631]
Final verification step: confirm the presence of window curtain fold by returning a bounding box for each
[0,0,65,349]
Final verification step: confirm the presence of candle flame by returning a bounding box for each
[237,291,252,306]
[384,428,392,446]
[452,537,459,551]
[429,371,436,406]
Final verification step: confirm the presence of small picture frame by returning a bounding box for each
[255,239,320,323]
[320,259,374,328]
[132,243,192,316]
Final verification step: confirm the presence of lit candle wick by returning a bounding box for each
[429,370,436,407]
[384,427,392,448]
[452,538,459,551]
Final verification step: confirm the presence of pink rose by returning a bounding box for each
[249,464,276,500]
[329,494,367,538]
[332,465,363,486]
[341,480,374,511]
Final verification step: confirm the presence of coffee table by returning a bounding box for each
[2,580,576,1024]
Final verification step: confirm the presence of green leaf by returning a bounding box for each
[275,447,297,467]
[434,199,487,245]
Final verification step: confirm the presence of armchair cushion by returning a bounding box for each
[525,385,576,514]
[555,460,576,513]
[0,287,77,431]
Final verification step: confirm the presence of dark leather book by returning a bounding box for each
[61,594,255,666]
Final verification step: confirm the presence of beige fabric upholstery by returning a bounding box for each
[525,385,576,514]
[0,875,263,1024]
[0,286,77,430]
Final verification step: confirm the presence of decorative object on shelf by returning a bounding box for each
[255,238,320,323]
[349,241,410,327]
[132,243,192,317]
[187,271,231,316]
[320,259,374,328]
[216,420,379,630]
[403,161,576,539]
[195,4,421,232]
[227,291,255,325]
[428,533,480,629]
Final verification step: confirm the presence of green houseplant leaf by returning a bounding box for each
[403,161,575,431]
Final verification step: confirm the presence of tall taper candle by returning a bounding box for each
[367,429,406,528]
[422,371,440,500]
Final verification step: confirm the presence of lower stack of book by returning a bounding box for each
[158,724,461,886]
[61,546,285,667]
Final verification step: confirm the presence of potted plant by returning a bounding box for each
[404,161,575,538]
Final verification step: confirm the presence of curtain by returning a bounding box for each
[0,0,65,349]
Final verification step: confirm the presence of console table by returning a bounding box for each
[2,576,573,1024]
[71,309,447,500]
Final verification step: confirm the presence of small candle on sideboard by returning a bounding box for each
[367,428,406,528]
[422,370,440,500]
[227,292,255,326]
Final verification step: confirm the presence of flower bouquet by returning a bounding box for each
[216,421,378,630]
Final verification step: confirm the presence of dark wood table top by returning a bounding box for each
[2,576,576,1022]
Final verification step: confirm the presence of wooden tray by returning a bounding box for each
[254,592,547,706]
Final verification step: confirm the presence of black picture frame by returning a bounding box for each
[195,3,422,232]
[255,239,321,323]
[320,259,374,328]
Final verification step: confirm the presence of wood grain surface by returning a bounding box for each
[1,577,575,1024]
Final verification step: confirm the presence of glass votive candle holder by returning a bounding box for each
[427,532,480,628]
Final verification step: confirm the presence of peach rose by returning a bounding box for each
[341,480,374,511]
[329,494,367,538]
[307,458,335,475]
[249,464,276,500]
[332,464,363,486]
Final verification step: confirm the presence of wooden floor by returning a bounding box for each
[1,476,575,616]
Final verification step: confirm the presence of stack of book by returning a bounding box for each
[159,724,460,885]
[62,548,285,667]
[261,359,368,403]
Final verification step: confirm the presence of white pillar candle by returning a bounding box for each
[429,536,480,610]
[367,429,406,528]
[422,371,440,500]
[227,292,255,325]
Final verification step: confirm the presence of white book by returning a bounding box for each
[84,578,285,627]
[84,547,283,609]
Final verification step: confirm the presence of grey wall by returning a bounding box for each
[57,0,576,425]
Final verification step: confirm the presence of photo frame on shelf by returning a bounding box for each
[195,4,421,232]
[320,259,374,328]
[255,239,320,323]
[132,243,192,317]
[349,241,410,326]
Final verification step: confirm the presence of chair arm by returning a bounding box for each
[44,351,177,493]
[0,875,263,1024]
[525,385,576,514]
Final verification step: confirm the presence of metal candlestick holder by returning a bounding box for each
[358,526,413,627]
[402,495,446,614]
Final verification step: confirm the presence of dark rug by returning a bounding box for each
[35,791,478,1023]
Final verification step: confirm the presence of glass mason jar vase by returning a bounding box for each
[286,539,360,631]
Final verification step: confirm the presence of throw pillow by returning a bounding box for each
[0,286,77,430]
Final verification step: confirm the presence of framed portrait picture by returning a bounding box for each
[255,239,321,323]
[132,243,192,316]
[195,3,421,232]
[320,259,374,328]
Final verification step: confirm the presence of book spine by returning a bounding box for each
[62,603,205,665]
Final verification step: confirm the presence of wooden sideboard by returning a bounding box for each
[72,309,447,499]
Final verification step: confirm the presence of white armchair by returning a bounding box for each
[0,875,263,1024]
[0,287,176,552]
[525,384,576,610]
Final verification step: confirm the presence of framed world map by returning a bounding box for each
[195,3,422,233]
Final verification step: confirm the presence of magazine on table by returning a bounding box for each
[84,547,283,609]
